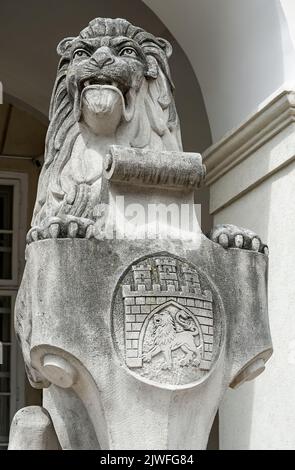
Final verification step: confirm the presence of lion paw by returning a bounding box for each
[161,362,172,370]
[192,358,201,368]
[27,215,95,244]
[179,357,191,367]
[142,352,152,363]
[208,224,268,255]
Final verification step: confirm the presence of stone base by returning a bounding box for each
[12,236,272,449]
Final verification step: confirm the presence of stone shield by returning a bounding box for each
[112,253,225,387]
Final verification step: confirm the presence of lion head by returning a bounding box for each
[32,18,183,227]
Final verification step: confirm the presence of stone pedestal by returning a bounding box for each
[8,143,273,450]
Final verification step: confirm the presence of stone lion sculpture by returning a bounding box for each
[27,16,267,253]
[27,17,182,242]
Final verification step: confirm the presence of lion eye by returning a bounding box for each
[119,47,138,58]
[73,49,90,60]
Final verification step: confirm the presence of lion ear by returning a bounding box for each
[57,37,75,56]
[145,56,159,79]
[157,38,173,58]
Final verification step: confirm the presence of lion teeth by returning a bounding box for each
[83,80,119,89]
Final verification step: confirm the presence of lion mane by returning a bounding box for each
[32,17,183,227]
[153,312,177,347]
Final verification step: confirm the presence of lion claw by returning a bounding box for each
[30,229,39,242]
[26,216,95,244]
[68,222,79,238]
[49,223,60,238]
[209,224,268,255]
[86,224,94,239]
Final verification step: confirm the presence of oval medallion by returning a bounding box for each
[112,253,225,387]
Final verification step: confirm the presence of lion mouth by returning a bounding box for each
[76,75,136,124]
[80,76,129,104]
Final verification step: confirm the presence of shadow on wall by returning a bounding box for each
[207,413,219,450]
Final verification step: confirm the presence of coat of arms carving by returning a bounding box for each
[112,253,224,387]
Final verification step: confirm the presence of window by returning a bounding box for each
[0,293,15,450]
[0,180,22,287]
[0,175,26,450]
[0,186,13,280]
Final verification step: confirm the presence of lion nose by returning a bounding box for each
[90,47,115,69]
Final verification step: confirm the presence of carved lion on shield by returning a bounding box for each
[142,309,203,370]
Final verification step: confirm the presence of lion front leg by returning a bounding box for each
[208,223,268,254]
[162,348,173,370]
[142,345,161,363]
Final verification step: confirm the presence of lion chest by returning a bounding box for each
[60,136,104,190]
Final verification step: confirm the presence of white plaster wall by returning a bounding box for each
[144,0,295,142]
[213,162,295,449]
[280,0,295,50]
